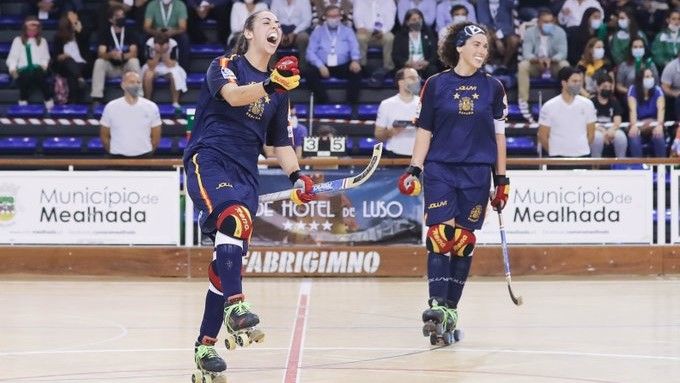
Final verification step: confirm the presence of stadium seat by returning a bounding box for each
[0,137,38,154]
[293,104,308,118]
[187,73,205,87]
[93,104,105,118]
[357,104,379,120]
[506,136,536,154]
[530,77,560,87]
[0,16,21,29]
[190,44,225,57]
[178,137,188,151]
[314,104,352,119]
[158,104,177,118]
[87,138,106,153]
[156,137,174,154]
[348,137,378,154]
[50,104,88,118]
[7,104,45,118]
[611,163,646,170]
[0,73,11,88]
[42,137,82,154]
[507,103,540,120]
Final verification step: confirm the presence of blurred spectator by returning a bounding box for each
[98,0,149,37]
[615,37,658,100]
[608,8,647,66]
[28,0,83,21]
[590,72,627,158]
[517,8,569,123]
[397,0,437,28]
[142,32,186,109]
[436,1,477,35]
[311,0,353,28]
[538,66,596,157]
[661,51,680,130]
[52,11,89,104]
[354,0,396,76]
[271,0,312,66]
[186,0,231,45]
[651,9,680,68]
[374,67,420,158]
[558,0,603,28]
[517,0,553,22]
[637,0,669,36]
[144,0,190,70]
[438,4,469,41]
[566,7,605,65]
[392,9,437,79]
[6,17,54,110]
[91,4,141,104]
[289,105,308,158]
[229,0,269,47]
[603,0,637,21]
[477,0,520,70]
[305,5,362,103]
[576,37,613,97]
[627,67,667,157]
[100,71,162,157]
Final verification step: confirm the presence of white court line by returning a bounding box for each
[1,346,678,362]
[283,280,312,383]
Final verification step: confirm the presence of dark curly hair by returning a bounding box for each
[438,21,489,68]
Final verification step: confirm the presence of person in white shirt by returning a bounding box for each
[558,0,603,28]
[100,71,162,157]
[374,67,421,157]
[229,0,269,47]
[6,16,53,110]
[142,32,187,109]
[538,66,597,158]
[270,0,311,66]
[353,0,396,73]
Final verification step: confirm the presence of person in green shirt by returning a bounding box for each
[144,0,189,70]
[651,9,680,68]
[608,8,647,66]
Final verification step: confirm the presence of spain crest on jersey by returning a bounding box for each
[459,96,474,115]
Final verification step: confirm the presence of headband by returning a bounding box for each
[455,24,485,47]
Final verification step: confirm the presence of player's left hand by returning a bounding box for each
[265,56,300,94]
[490,175,510,211]
[289,170,316,205]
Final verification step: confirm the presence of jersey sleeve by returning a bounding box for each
[267,93,292,147]
[206,55,238,99]
[415,76,437,131]
[491,78,508,121]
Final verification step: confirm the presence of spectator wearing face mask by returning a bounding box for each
[590,72,627,158]
[615,37,658,101]
[652,9,680,68]
[397,0,437,28]
[436,0,477,34]
[608,8,647,66]
[558,0,603,28]
[566,7,605,65]
[374,68,421,158]
[476,0,519,70]
[439,5,469,41]
[627,67,667,157]
[392,9,437,79]
[576,37,613,97]
[100,71,162,158]
[538,66,597,157]
[661,50,680,136]
[289,106,308,158]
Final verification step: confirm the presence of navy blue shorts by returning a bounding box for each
[423,162,492,230]
[185,148,258,234]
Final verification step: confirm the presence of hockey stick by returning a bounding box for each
[497,211,523,306]
[258,142,383,203]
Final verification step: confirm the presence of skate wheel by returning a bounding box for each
[422,320,435,337]
[453,329,463,342]
[442,331,453,345]
[429,334,438,346]
[236,333,250,347]
[225,335,237,350]
[250,329,265,344]
[191,371,203,383]
[203,374,212,383]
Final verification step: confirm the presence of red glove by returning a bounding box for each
[397,166,422,196]
[289,170,316,205]
[264,56,300,94]
[490,175,510,211]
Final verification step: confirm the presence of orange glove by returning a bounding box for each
[490,175,510,211]
[289,170,316,205]
[397,166,422,196]
[264,55,300,93]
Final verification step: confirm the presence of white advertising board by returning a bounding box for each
[0,171,179,245]
[476,170,653,244]
[672,167,680,244]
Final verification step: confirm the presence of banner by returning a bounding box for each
[0,171,180,245]
[672,168,680,244]
[476,170,653,244]
[253,168,423,245]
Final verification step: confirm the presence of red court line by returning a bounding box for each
[284,281,311,383]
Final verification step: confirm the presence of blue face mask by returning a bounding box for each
[541,23,554,35]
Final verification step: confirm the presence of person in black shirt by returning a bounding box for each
[590,72,628,157]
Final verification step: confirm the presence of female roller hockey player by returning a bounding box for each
[397,22,509,345]
[183,10,316,380]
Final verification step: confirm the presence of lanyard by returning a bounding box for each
[160,2,173,28]
[324,25,338,53]
[409,33,422,55]
[110,26,125,51]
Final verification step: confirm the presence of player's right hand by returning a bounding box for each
[398,165,422,196]
[289,170,316,205]
[264,55,300,93]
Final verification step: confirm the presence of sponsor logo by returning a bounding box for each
[220,67,236,81]
[216,182,233,190]
[0,183,19,223]
[428,200,448,209]
[243,250,381,274]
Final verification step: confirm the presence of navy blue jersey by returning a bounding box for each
[183,54,291,176]
[417,69,507,165]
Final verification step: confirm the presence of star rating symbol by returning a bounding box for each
[472,93,479,99]
[453,93,460,99]
[321,220,333,231]
[283,220,293,230]
[295,221,306,231]
[309,221,319,231]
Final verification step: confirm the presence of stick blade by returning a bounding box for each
[507,283,523,306]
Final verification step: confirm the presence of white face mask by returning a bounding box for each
[618,18,629,30]
[162,0,172,5]
[670,24,680,33]
[452,15,467,25]
[592,47,605,60]
[290,116,298,127]
[590,18,602,30]
[643,77,655,90]
[631,47,645,58]
[244,0,254,4]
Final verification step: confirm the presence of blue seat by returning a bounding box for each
[178,137,188,151]
[506,136,536,153]
[321,77,348,87]
[0,16,21,29]
[530,77,559,87]
[611,163,646,170]
[314,104,352,119]
[495,74,517,89]
[506,103,540,120]
[354,137,378,154]
[7,104,45,118]
[0,73,11,87]
[367,46,382,57]
[360,77,394,88]
[93,104,105,118]
[87,138,106,153]
[0,137,38,154]
[156,137,174,154]
[187,73,205,87]
[42,137,82,154]
[277,47,299,56]
[158,104,176,118]
[190,44,225,57]
[357,104,379,119]
[50,104,88,118]
[293,104,308,118]
[105,77,122,86]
